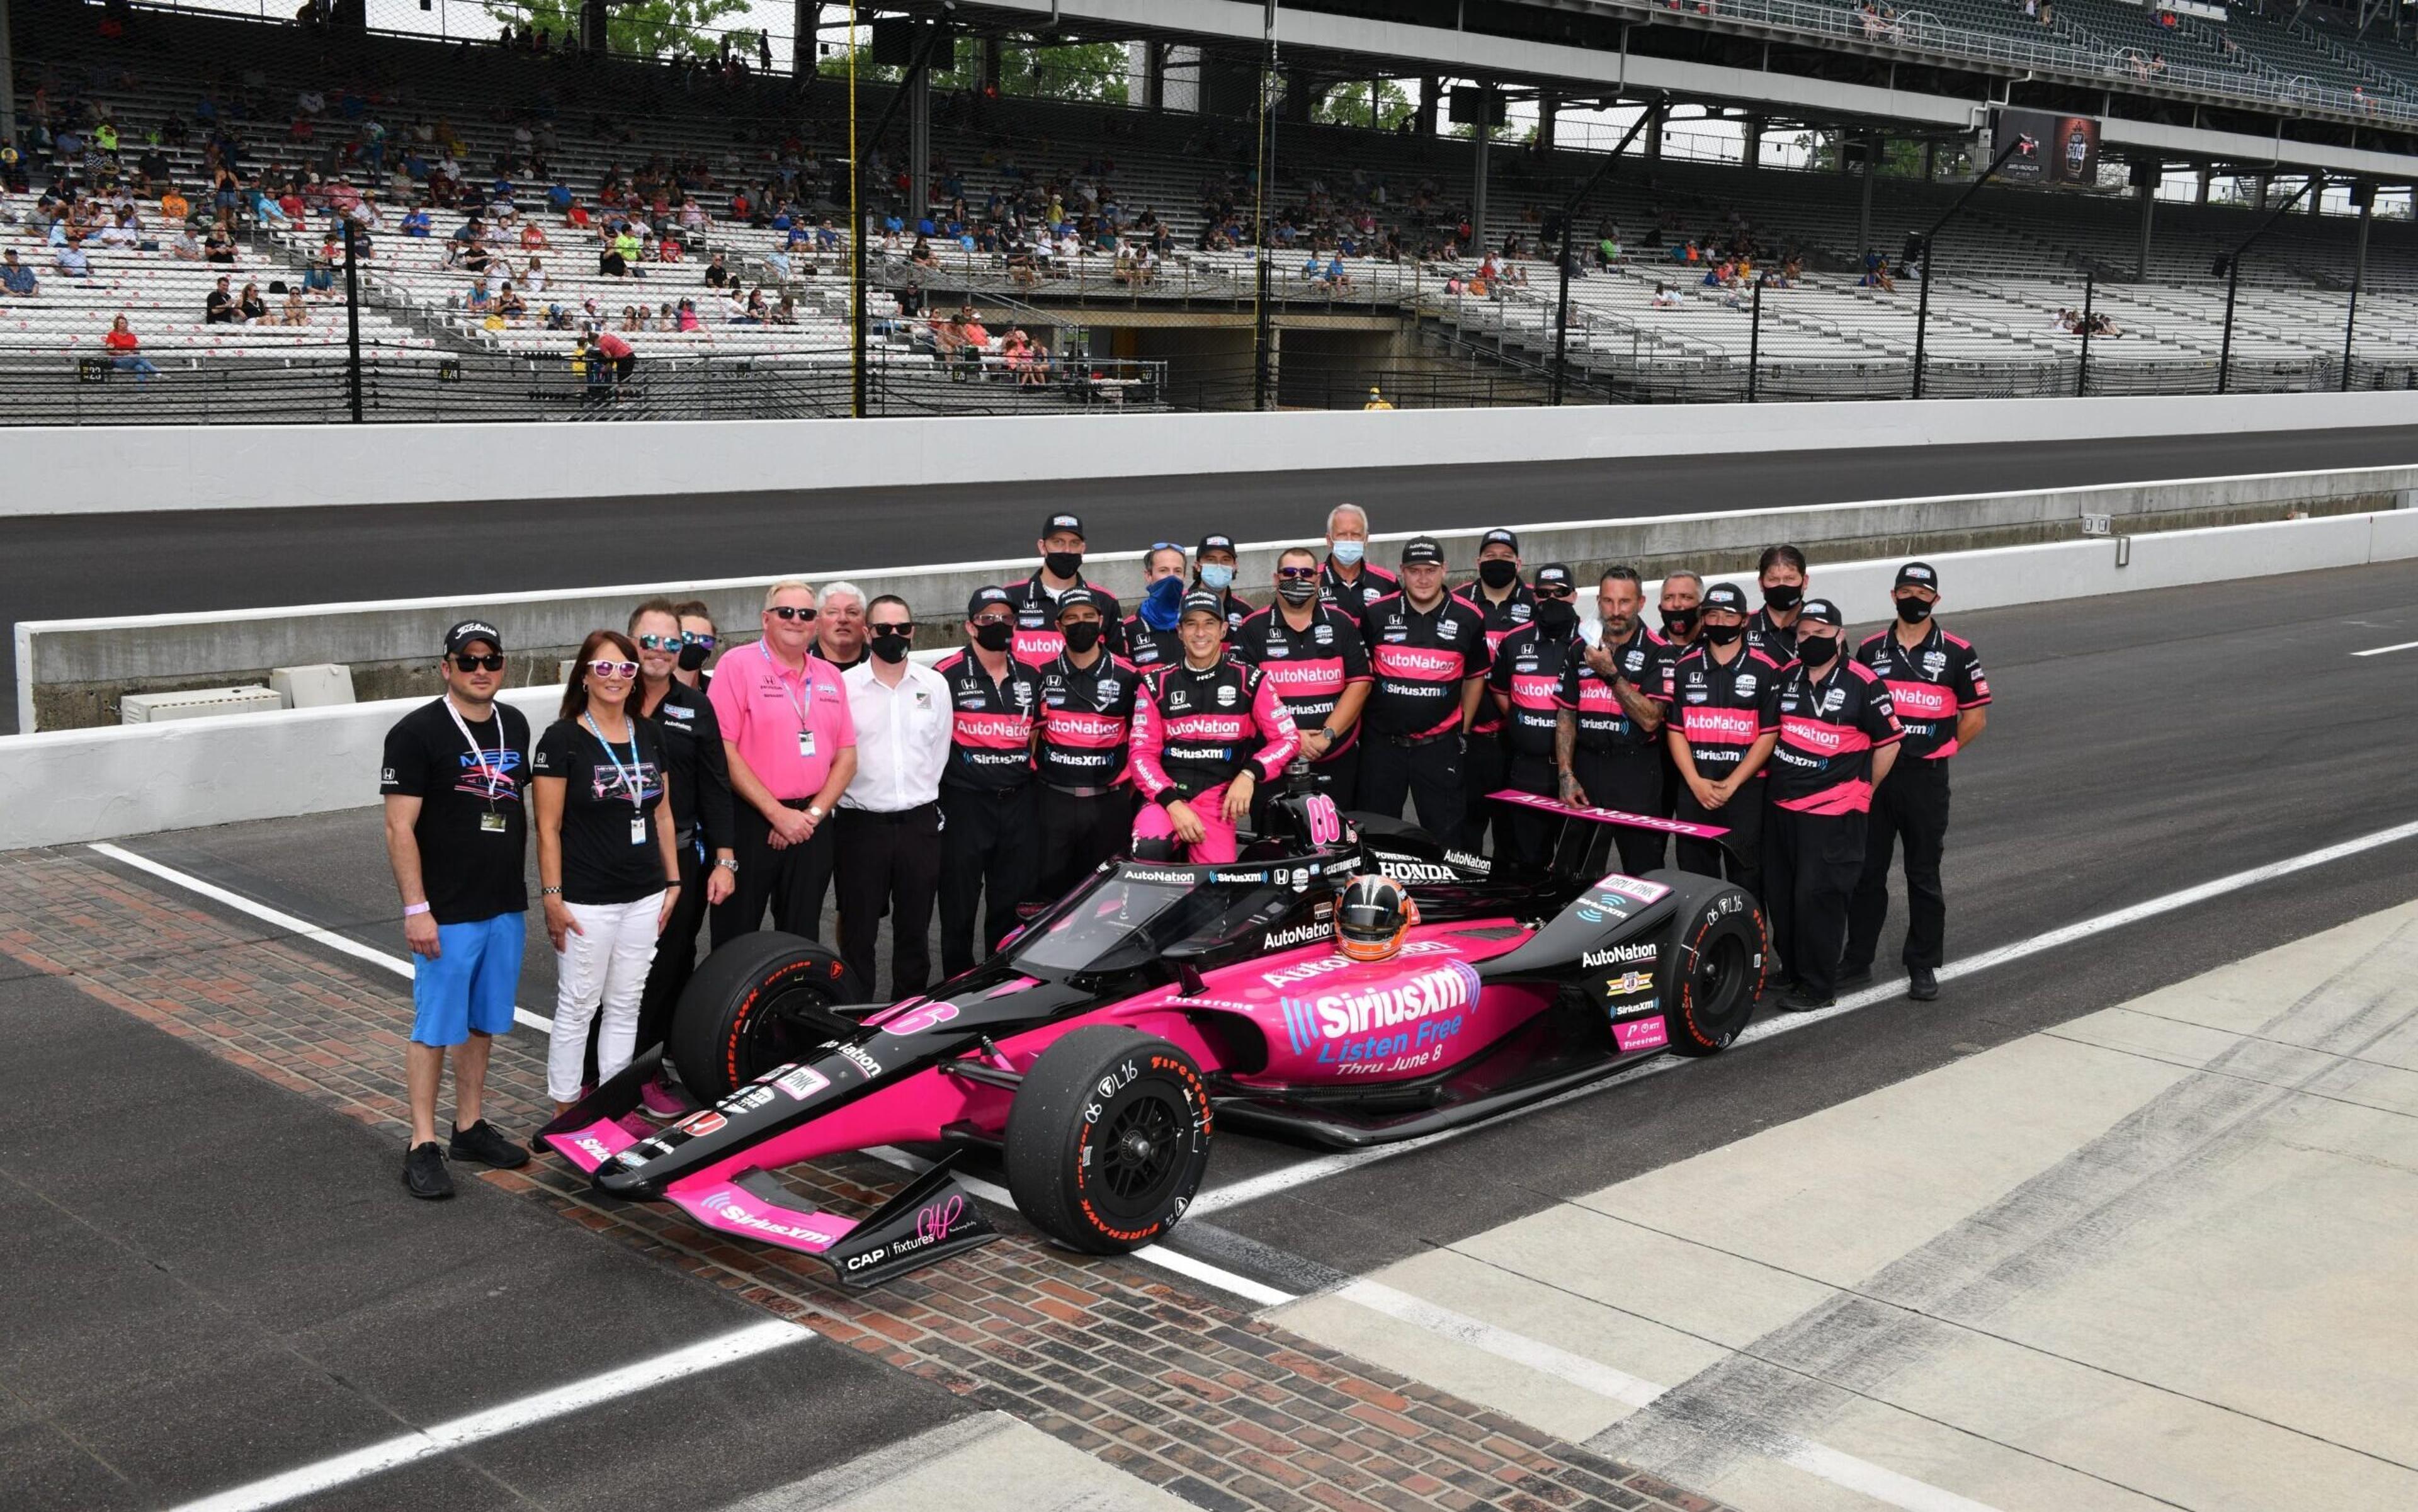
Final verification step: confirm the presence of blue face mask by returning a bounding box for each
[1330,541,1364,566]
[1199,563,1236,592]
[1141,575,1185,630]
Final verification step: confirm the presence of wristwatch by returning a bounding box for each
[1319,726,1340,743]
[715,857,740,873]
[805,803,827,821]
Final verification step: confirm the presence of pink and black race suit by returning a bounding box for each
[1235,605,1370,765]
[1664,642,1784,780]
[1555,622,1674,756]
[1489,623,1582,766]
[1319,557,1398,622]
[1119,615,1181,671]
[1768,658,1903,814]
[1358,592,1490,741]
[934,649,1044,792]
[1129,654,1300,804]
[1037,651,1137,790]
[1855,623,1989,761]
[1007,572,1126,667]
[1453,581,1535,736]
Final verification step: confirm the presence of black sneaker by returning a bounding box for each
[1779,989,1836,1013]
[404,1140,455,1200]
[449,1120,530,1169]
[1907,965,1941,1002]
[1834,963,1875,989]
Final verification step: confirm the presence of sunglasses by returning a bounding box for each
[684,632,717,649]
[1535,583,1576,600]
[450,653,505,673]
[1149,541,1185,552]
[635,634,683,651]
[869,622,916,638]
[1275,566,1319,581]
[971,612,1015,627]
[587,659,639,679]
[767,605,817,622]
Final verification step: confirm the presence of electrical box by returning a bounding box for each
[121,686,284,724]
[271,664,357,709]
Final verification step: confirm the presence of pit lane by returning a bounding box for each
[16,557,2418,1511]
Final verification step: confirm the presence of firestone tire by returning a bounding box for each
[1004,1026,1215,1254]
[668,931,867,1103]
[1660,882,1770,1057]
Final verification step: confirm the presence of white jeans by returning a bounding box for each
[548,892,664,1103]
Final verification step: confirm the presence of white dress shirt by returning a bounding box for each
[841,659,951,812]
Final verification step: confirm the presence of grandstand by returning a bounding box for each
[5,0,2418,416]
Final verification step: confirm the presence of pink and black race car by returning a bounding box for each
[538,795,1768,1287]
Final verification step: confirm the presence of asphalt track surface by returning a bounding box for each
[7,422,2418,736]
[21,557,2417,1509]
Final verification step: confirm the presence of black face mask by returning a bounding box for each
[1477,559,1521,591]
[1043,550,1082,580]
[1534,599,1579,634]
[1700,620,1744,646]
[1763,583,1803,612]
[1798,634,1839,668]
[1060,620,1103,654]
[973,621,1015,653]
[676,640,710,673]
[1276,577,1319,606]
[1895,596,1934,624]
[1661,608,1698,638]
[868,634,909,664]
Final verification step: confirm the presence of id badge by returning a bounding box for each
[796,730,816,759]
[479,811,508,834]
[630,817,647,845]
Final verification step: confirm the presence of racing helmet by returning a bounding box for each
[1335,874,1419,963]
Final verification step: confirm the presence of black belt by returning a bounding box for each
[945,782,1032,799]
[840,800,941,822]
[1371,727,1460,749]
[1045,783,1125,799]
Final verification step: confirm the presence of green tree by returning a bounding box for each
[1314,79,1415,131]
[492,0,752,62]
[818,37,1128,105]
[1799,131,1936,177]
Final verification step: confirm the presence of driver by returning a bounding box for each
[1128,591,1300,863]
[1336,874,1417,962]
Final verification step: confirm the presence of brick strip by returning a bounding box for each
[4,847,1735,1512]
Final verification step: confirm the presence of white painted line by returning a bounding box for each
[2350,638,2418,657]
[1196,816,2418,1216]
[167,1319,809,1512]
[88,842,555,1033]
[1774,1440,2009,1512]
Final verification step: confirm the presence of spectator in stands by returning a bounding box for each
[656,236,685,266]
[466,275,493,316]
[958,307,992,377]
[239,281,269,323]
[703,252,731,290]
[519,219,548,251]
[674,298,701,332]
[523,258,547,296]
[105,315,159,384]
[401,204,432,237]
[0,251,35,298]
[282,287,310,326]
[205,224,237,265]
[771,295,798,327]
[160,183,189,222]
[497,282,528,321]
[304,256,336,299]
[55,237,92,280]
[96,210,140,249]
[205,275,238,324]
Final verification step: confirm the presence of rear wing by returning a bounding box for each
[1487,790,1751,874]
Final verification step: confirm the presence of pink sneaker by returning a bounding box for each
[637,1073,690,1121]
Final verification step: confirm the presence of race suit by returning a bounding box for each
[1128,653,1300,864]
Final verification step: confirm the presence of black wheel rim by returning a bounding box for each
[1094,1084,1187,1220]
[738,977,840,1083]
[1698,935,1752,1024]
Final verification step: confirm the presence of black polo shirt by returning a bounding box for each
[1359,591,1490,741]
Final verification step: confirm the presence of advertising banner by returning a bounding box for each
[1990,106,2101,188]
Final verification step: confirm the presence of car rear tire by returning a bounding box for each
[669,932,867,1103]
[1660,882,1769,1056]
[1004,1026,1215,1254]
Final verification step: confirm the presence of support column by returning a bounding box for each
[1922,139,1936,181]
[1745,114,1764,170]
[1471,91,1492,254]
[2310,175,2328,215]
[1539,93,1557,150]
[909,62,931,229]
[2196,166,2211,205]
[981,38,1002,94]
[0,0,16,151]
[792,0,817,77]
[1417,77,1440,135]
[1645,99,1664,164]
[2136,164,2155,281]
[1858,139,1876,264]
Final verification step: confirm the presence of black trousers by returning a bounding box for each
[1572,747,1667,876]
[1458,729,1509,851]
[1501,754,1560,871]
[712,800,834,946]
[1845,758,1951,972]
[834,802,943,1002]
[1762,805,1866,1001]
[1359,734,1464,842]
[1036,787,1132,906]
[1673,780,1764,902]
[939,782,1040,979]
[637,838,709,1052]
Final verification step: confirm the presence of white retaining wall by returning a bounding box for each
[6,509,2414,851]
[8,389,2418,518]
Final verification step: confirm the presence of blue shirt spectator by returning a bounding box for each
[1,252,37,295]
[402,207,432,236]
[547,181,572,212]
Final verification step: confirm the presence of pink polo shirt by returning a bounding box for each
[708,640,856,802]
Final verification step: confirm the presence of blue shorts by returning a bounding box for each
[411,912,526,1047]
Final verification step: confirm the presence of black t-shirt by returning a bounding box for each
[533,713,669,905]
[378,697,531,924]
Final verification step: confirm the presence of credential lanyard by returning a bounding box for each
[445,697,504,805]
[582,712,645,811]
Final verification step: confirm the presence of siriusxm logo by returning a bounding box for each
[1307,962,1481,1041]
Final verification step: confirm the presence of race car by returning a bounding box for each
[537,793,1768,1287]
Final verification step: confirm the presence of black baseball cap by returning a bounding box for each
[1479,528,1520,554]
[1700,583,1749,615]
[1178,590,1227,622]
[1400,536,1445,567]
[1798,598,1844,628]
[1197,533,1237,558]
[443,618,504,654]
[1533,563,1575,591]
[1041,512,1085,540]
[966,586,1013,619]
[1054,587,1106,620]
[1894,561,1940,592]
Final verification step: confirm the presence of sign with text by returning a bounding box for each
[1991,107,2100,188]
